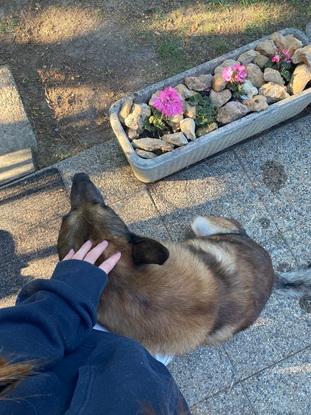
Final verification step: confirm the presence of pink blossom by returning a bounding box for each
[272,54,281,63]
[282,48,292,62]
[150,87,184,117]
[232,63,247,82]
[222,66,234,82]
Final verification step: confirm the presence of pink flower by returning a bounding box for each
[282,48,292,62]
[272,54,281,63]
[232,63,247,82]
[222,66,234,82]
[150,87,184,117]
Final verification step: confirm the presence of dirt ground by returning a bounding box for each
[0,0,310,167]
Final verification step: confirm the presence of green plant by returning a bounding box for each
[187,94,217,127]
[143,109,167,136]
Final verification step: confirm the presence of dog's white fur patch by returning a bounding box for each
[191,216,221,236]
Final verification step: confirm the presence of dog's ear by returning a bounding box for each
[131,235,169,266]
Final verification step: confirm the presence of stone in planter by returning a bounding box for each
[259,82,290,103]
[209,89,232,108]
[292,45,311,66]
[243,95,268,112]
[180,118,196,140]
[119,98,133,124]
[288,64,311,95]
[162,132,188,147]
[254,53,269,69]
[271,32,288,50]
[149,91,160,106]
[264,68,285,85]
[246,63,264,88]
[125,103,151,132]
[128,128,140,140]
[214,60,240,74]
[212,73,227,92]
[238,49,257,65]
[240,80,258,100]
[196,123,218,137]
[184,103,196,119]
[255,39,277,57]
[284,34,303,54]
[166,114,184,132]
[175,84,198,99]
[184,75,213,91]
[216,101,249,124]
[133,137,173,152]
[136,149,157,159]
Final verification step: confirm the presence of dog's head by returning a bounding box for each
[57,173,169,267]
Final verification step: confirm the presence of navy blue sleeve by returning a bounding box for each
[0,260,108,366]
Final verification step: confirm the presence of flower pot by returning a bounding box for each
[109,28,311,183]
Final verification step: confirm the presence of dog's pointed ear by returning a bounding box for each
[131,235,169,265]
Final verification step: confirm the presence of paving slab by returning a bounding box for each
[167,345,236,406]
[242,346,311,415]
[148,150,297,272]
[192,383,255,415]
[56,140,145,205]
[0,65,37,155]
[0,148,35,186]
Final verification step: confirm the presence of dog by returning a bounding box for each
[57,173,310,355]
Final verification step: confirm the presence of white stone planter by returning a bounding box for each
[110,28,311,183]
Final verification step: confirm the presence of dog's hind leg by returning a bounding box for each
[191,215,243,237]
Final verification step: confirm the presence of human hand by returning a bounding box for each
[62,240,121,275]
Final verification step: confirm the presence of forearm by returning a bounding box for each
[0,260,107,366]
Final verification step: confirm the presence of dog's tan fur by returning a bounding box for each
[57,174,275,355]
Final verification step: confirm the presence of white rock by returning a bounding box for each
[259,82,290,103]
[184,103,197,119]
[162,132,188,146]
[292,45,311,66]
[288,64,311,95]
[180,118,196,140]
[128,128,140,140]
[246,63,264,88]
[184,74,213,91]
[284,35,303,54]
[240,80,258,100]
[166,114,184,132]
[216,101,249,124]
[270,32,288,50]
[209,89,232,108]
[238,49,257,64]
[243,95,268,112]
[212,73,227,92]
[175,84,198,99]
[196,123,218,137]
[132,137,174,152]
[125,103,151,131]
[255,39,277,57]
[119,98,133,124]
[254,53,269,69]
[136,149,157,159]
[264,68,285,85]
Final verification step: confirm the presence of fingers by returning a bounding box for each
[72,240,93,260]
[84,240,108,265]
[62,248,75,261]
[99,251,121,275]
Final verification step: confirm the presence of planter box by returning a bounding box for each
[110,28,311,183]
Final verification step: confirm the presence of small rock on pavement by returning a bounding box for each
[212,73,227,92]
[246,63,264,88]
[288,64,311,95]
[184,103,196,119]
[209,89,232,108]
[196,123,218,137]
[133,137,174,152]
[162,132,188,146]
[175,84,198,99]
[254,53,269,69]
[216,101,249,124]
[264,68,285,85]
[292,45,311,66]
[125,103,151,131]
[243,95,268,112]
[184,74,213,91]
[180,118,196,140]
[119,98,133,124]
[255,39,277,57]
[259,82,290,103]
[136,149,157,159]
[238,49,257,64]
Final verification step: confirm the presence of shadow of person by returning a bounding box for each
[0,230,33,302]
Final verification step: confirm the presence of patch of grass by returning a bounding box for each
[208,37,230,54]
[156,35,190,75]
[0,16,19,34]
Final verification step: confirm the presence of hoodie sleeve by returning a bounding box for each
[0,260,108,366]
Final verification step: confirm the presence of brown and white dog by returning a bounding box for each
[57,173,310,355]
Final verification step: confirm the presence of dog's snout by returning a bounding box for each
[70,173,105,209]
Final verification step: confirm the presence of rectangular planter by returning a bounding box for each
[110,28,311,183]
